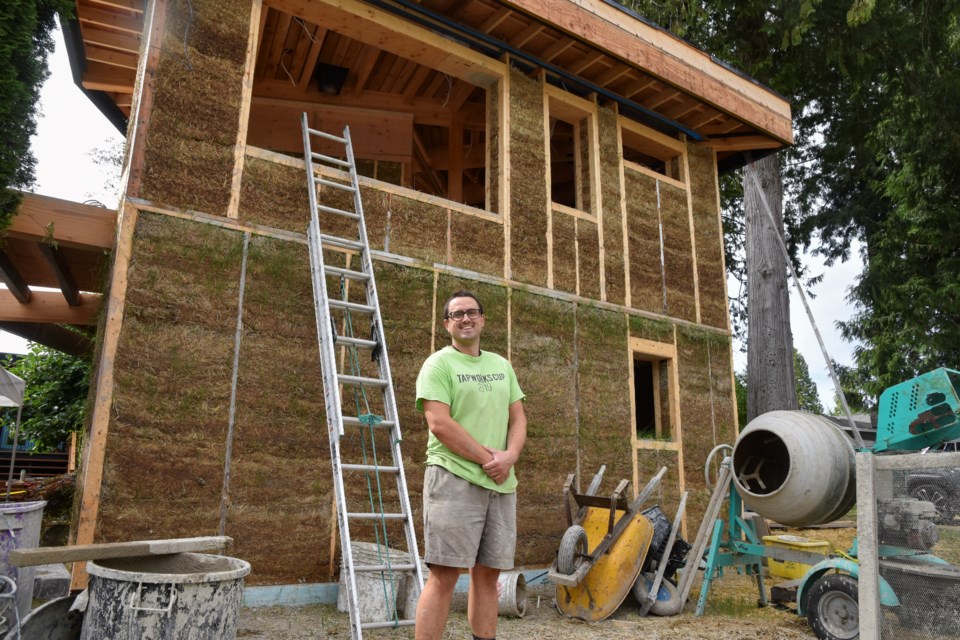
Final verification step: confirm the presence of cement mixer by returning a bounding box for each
[692,367,960,640]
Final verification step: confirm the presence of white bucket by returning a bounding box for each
[337,542,410,623]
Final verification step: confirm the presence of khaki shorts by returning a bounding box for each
[422,465,517,570]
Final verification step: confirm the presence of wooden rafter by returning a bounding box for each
[0,252,32,304]
[38,244,82,307]
[0,290,99,325]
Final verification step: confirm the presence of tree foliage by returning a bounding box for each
[621,0,960,405]
[2,344,90,452]
[0,0,73,226]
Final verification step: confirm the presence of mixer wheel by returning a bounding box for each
[806,574,859,640]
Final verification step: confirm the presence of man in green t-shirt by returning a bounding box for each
[414,290,526,640]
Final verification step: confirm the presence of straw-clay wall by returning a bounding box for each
[85,0,737,585]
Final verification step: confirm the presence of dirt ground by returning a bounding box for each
[237,575,816,640]
[237,523,857,639]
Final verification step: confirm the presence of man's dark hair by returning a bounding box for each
[443,290,484,319]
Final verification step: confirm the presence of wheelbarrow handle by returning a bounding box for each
[628,466,667,513]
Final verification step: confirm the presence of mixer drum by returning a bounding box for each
[732,410,857,527]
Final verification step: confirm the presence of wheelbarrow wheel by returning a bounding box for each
[557,525,588,575]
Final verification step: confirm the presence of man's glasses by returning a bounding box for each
[445,308,482,321]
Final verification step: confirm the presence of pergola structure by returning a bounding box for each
[0,193,114,357]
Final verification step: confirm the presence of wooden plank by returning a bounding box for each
[71,201,137,590]
[84,43,140,70]
[227,0,264,219]
[10,193,116,250]
[87,0,145,13]
[680,143,700,323]
[501,0,792,143]
[78,5,143,34]
[0,290,99,325]
[700,135,783,152]
[81,61,136,93]
[80,23,141,54]
[296,26,326,92]
[13,536,233,567]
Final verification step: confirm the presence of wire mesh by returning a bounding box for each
[859,450,960,639]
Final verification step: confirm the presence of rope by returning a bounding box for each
[339,277,399,625]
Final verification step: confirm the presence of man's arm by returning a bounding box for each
[482,400,526,484]
[422,400,494,466]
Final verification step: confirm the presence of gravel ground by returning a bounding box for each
[237,576,815,639]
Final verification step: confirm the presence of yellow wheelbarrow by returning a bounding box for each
[548,466,666,622]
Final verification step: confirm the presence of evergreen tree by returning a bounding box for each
[0,0,73,226]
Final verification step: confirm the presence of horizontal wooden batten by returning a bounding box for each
[551,201,596,222]
[623,161,686,191]
[0,290,101,325]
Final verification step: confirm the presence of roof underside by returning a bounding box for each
[68,0,791,172]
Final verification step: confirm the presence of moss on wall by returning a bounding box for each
[628,315,675,344]
[552,211,577,294]
[577,218,601,300]
[659,182,696,322]
[576,305,631,485]
[229,237,329,584]
[687,144,728,329]
[140,0,250,215]
[508,67,548,286]
[510,290,576,564]
[625,169,664,314]
[101,213,242,542]
[598,107,625,306]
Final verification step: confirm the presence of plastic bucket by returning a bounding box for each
[337,542,409,623]
[80,552,250,640]
[0,501,46,624]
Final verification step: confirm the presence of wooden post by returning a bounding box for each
[226,0,264,219]
[71,201,139,590]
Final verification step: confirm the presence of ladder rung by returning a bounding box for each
[324,265,370,281]
[307,127,347,144]
[329,299,375,314]
[362,620,416,630]
[338,374,388,388]
[353,563,417,573]
[320,234,364,251]
[316,177,356,193]
[336,336,378,349]
[316,203,360,220]
[343,416,395,429]
[311,151,351,168]
[341,464,400,473]
[347,512,408,520]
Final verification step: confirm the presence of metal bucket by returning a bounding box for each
[732,410,856,526]
[79,552,250,640]
[0,501,46,625]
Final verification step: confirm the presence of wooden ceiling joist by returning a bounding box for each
[8,193,115,250]
[37,245,82,307]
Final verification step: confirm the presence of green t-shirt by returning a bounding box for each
[416,346,525,493]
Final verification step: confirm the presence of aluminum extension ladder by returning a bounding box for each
[300,113,424,638]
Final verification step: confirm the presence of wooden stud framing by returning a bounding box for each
[71,201,139,590]
[615,104,631,308]
[542,73,553,289]
[227,0,264,219]
[500,60,512,279]
[680,138,701,323]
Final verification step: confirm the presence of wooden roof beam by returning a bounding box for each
[296,27,328,92]
[479,7,513,33]
[509,22,545,48]
[448,80,478,110]
[82,62,136,93]
[37,244,81,307]
[0,322,94,358]
[0,290,100,325]
[402,66,434,104]
[84,44,139,70]
[538,35,575,63]
[86,0,144,13]
[347,46,381,96]
[81,24,141,54]
[265,0,503,87]
[0,252,32,303]
[570,51,604,76]
[8,193,115,250]
[699,135,782,152]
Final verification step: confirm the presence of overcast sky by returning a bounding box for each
[18,20,864,410]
